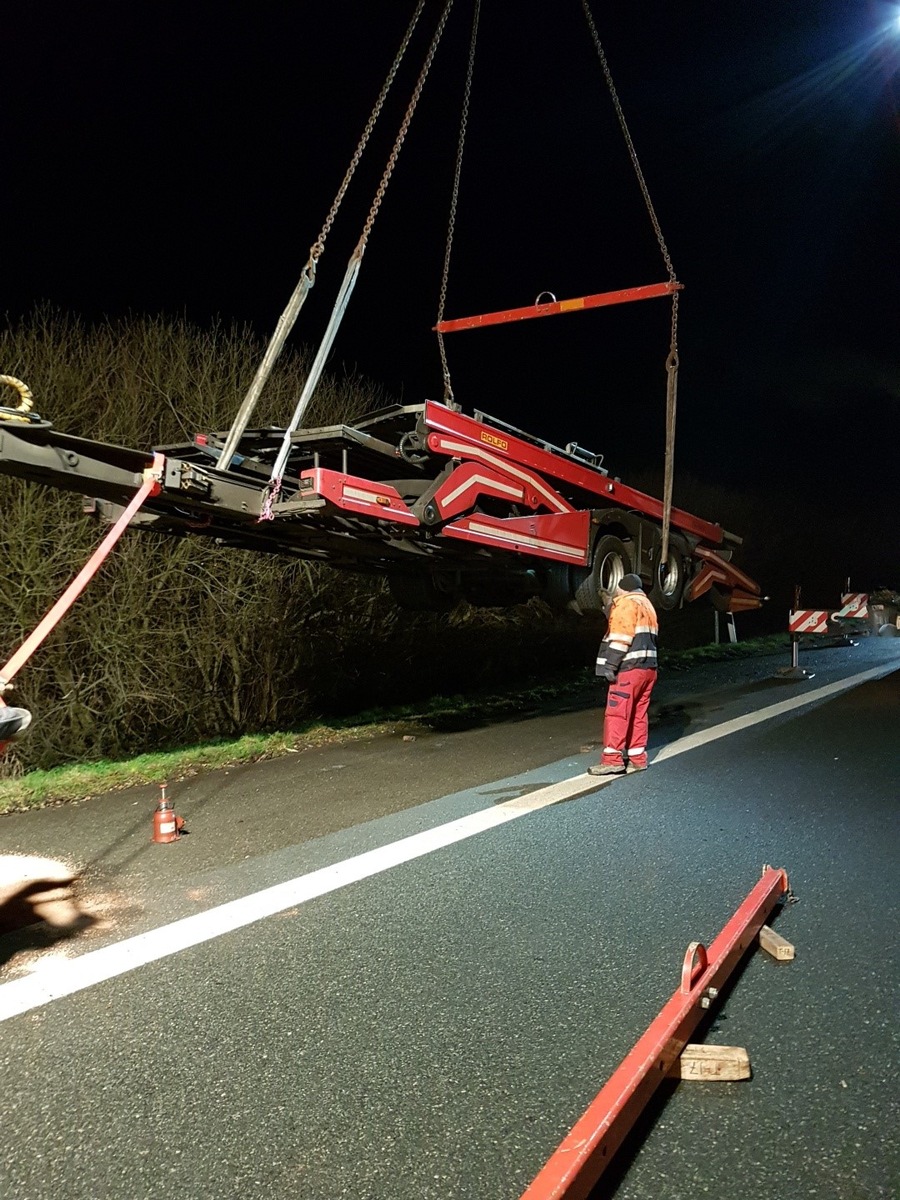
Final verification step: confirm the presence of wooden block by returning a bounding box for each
[670,1044,751,1081]
[759,923,795,961]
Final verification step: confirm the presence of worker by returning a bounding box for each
[589,573,658,776]
[0,703,32,752]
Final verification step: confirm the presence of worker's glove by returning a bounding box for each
[596,665,617,683]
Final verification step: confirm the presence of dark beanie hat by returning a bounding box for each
[619,573,643,592]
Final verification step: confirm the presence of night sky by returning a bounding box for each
[4,1,899,595]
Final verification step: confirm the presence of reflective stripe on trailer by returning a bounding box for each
[301,468,420,526]
[461,520,584,560]
[442,512,591,564]
[429,436,575,514]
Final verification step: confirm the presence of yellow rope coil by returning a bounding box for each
[0,375,34,421]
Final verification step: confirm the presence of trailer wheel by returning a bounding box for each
[594,534,629,593]
[572,534,630,615]
[648,548,685,611]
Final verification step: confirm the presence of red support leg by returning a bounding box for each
[520,866,790,1200]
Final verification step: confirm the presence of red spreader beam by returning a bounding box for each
[520,864,790,1200]
[0,454,164,689]
[434,281,681,335]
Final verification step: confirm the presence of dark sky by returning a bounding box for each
[4,1,899,588]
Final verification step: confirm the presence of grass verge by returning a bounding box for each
[0,634,790,814]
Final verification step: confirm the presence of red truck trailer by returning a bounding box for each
[0,5,763,628]
[0,394,761,617]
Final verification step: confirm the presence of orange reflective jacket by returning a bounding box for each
[596,591,659,675]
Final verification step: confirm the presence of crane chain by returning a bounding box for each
[581,0,680,568]
[357,0,455,253]
[218,2,428,471]
[436,0,481,407]
[580,0,676,284]
[309,1,427,265]
[259,0,456,511]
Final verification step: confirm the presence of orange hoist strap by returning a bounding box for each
[0,454,165,689]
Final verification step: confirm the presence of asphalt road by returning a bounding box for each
[1,638,898,1199]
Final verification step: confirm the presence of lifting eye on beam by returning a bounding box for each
[433,280,682,335]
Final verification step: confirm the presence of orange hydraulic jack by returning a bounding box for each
[520,865,791,1200]
[152,782,185,844]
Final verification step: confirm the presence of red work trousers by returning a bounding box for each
[601,668,656,768]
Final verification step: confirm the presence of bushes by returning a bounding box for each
[1,310,592,773]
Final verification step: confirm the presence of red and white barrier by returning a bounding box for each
[788,610,830,635]
[782,585,867,680]
[834,592,868,620]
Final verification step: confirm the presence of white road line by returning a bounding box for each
[651,660,893,763]
[0,659,893,1023]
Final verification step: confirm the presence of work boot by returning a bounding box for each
[0,706,32,743]
[588,763,626,777]
[625,760,648,774]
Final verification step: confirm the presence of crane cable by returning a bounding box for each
[218,1,428,473]
[580,0,680,572]
[263,0,456,512]
[435,0,481,409]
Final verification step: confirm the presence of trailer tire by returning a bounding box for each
[572,534,630,615]
[544,565,576,613]
[648,548,686,611]
[594,534,630,594]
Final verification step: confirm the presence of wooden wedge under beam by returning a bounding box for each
[759,924,795,961]
[670,1044,751,1081]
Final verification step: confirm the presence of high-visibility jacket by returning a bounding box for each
[595,591,659,676]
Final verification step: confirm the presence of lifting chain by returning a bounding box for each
[581,0,680,569]
[262,0,456,511]
[435,0,481,409]
[310,1,427,264]
[356,0,455,254]
[580,1,677,284]
[219,1,427,472]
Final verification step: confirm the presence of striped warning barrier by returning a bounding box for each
[781,586,865,680]
[788,610,830,634]
[834,592,868,620]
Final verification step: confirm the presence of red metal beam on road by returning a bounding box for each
[519,865,790,1200]
[433,281,682,334]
